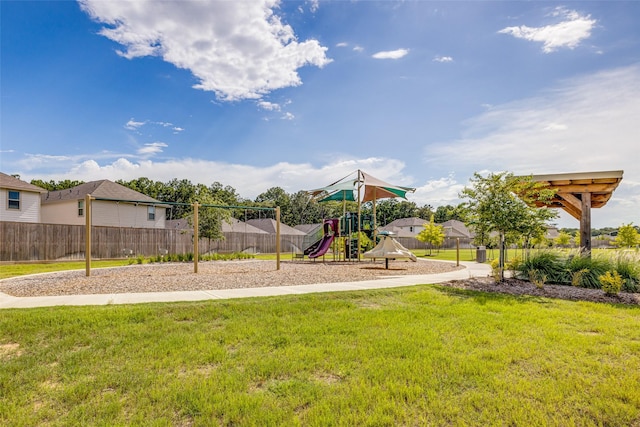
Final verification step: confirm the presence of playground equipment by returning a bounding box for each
[364,231,417,269]
[308,169,416,260]
[305,219,339,259]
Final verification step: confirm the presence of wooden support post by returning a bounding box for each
[193,202,199,273]
[85,194,92,277]
[456,238,460,267]
[276,206,281,271]
[580,192,592,255]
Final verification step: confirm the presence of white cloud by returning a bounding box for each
[19,156,413,202]
[433,55,453,63]
[79,0,331,101]
[498,7,596,53]
[124,119,146,130]
[336,42,348,48]
[307,0,319,13]
[423,64,640,227]
[353,45,364,52]
[257,101,281,111]
[372,49,409,59]
[137,142,168,156]
[281,112,295,120]
[172,127,184,133]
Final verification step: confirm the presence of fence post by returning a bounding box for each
[85,194,92,277]
[193,202,199,273]
[276,206,281,270]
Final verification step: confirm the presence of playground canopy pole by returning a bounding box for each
[85,194,92,277]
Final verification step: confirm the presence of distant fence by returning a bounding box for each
[1,222,304,261]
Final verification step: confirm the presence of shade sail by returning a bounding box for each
[318,189,356,202]
[359,171,415,202]
[308,171,415,203]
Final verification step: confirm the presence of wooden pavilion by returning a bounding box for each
[527,170,624,252]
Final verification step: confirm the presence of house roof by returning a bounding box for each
[0,172,47,193]
[294,223,322,235]
[380,226,417,238]
[166,217,268,233]
[383,217,427,228]
[41,180,164,205]
[246,218,307,235]
[440,220,473,239]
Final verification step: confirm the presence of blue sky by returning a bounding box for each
[1,1,639,228]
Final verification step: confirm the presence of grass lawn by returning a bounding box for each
[0,260,130,280]
[1,286,639,425]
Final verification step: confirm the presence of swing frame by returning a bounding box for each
[84,195,281,276]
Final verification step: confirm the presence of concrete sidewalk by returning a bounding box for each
[0,261,491,309]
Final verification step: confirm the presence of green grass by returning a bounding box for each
[0,260,130,280]
[1,287,639,425]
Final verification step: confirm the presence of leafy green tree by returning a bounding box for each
[188,191,231,243]
[31,179,84,191]
[434,204,466,223]
[416,216,445,256]
[614,223,640,248]
[554,231,572,248]
[460,172,557,281]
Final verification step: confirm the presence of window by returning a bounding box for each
[78,200,84,217]
[8,191,20,210]
[147,205,156,221]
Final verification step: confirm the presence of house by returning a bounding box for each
[41,180,167,228]
[380,217,427,237]
[0,172,47,223]
[440,220,473,239]
[246,218,307,236]
[166,217,268,234]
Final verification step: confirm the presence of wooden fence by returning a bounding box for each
[1,222,304,261]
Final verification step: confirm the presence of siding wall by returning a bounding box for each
[0,190,41,223]
[41,200,166,228]
[0,221,303,261]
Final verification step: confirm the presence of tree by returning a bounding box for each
[416,216,445,256]
[614,223,640,248]
[460,172,557,281]
[188,191,231,243]
[434,204,466,223]
[554,231,572,248]
[31,179,84,191]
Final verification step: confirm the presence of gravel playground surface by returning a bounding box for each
[1,259,638,305]
[0,259,463,298]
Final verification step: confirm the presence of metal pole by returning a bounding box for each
[85,194,92,277]
[193,202,199,273]
[276,206,281,270]
[456,238,460,267]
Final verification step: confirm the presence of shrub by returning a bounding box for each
[571,269,590,287]
[613,253,640,292]
[599,271,623,296]
[490,259,501,281]
[516,251,567,283]
[528,269,546,289]
[566,254,610,289]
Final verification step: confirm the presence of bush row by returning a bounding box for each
[504,250,640,293]
[128,252,255,265]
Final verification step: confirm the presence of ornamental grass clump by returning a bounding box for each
[516,251,567,284]
[566,253,610,289]
[528,269,547,289]
[599,270,623,296]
